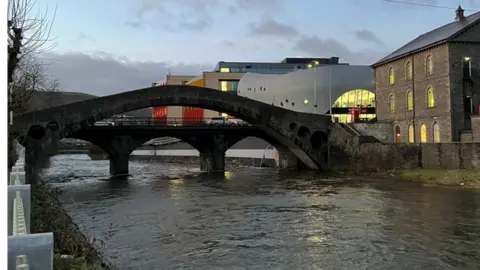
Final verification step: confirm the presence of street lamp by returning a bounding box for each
[307,61,320,114]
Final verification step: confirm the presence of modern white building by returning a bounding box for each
[237,64,376,123]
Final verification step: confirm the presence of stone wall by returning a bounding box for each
[352,122,394,142]
[329,124,480,171]
[421,143,480,170]
[129,155,277,168]
[472,116,480,142]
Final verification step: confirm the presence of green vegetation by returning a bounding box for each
[54,256,103,270]
[30,183,112,269]
[389,168,480,188]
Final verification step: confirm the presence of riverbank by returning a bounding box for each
[364,169,480,188]
[30,181,113,269]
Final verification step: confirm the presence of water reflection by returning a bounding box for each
[41,155,480,269]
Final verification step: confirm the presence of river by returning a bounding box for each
[41,154,480,270]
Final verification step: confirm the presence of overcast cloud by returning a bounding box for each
[41,52,213,96]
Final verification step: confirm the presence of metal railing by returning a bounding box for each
[8,157,54,270]
[94,117,252,127]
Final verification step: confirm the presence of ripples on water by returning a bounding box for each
[41,154,480,270]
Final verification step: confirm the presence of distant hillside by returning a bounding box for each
[26,91,152,117]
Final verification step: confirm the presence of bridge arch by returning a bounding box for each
[14,85,331,171]
[66,126,303,175]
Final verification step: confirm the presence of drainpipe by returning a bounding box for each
[411,54,416,143]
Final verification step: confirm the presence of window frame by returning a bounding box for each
[388,67,395,85]
[407,91,413,111]
[426,86,435,108]
[426,55,433,76]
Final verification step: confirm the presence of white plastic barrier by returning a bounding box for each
[8,158,54,270]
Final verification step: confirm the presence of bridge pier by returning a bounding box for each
[109,153,130,176]
[275,149,307,170]
[199,150,225,172]
[195,134,228,173]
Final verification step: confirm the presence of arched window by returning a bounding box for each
[389,94,396,113]
[389,67,395,85]
[420,124,427,143]
[433,122,440,143]
[395,126,401,143]
[426,55,433,75]
[407,91,413,111]
[427,87,435,108]
[408,125,415,143]
[406,61,412,80]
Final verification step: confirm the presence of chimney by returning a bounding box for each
[455,5,465,22]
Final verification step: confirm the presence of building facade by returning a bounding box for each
[237,65,375,123]
[152,57,346,122]
[372,7,480,143]
[214,57,344,74]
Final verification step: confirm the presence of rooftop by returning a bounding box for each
[372,7,480,67]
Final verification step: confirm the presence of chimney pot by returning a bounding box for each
[455,5,465,21]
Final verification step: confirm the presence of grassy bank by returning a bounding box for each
[379,169,480,188]
[30,183,112,269]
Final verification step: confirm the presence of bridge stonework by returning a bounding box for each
[68,126,302,175]
[12,85,331,181]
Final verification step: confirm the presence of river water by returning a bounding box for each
[41,154,480,270]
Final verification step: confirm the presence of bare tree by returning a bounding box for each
[8,0,58,168]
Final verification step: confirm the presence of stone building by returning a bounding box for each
[372,7,480,143]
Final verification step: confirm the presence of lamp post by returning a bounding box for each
[307,61,320,114]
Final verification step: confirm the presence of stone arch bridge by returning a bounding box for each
[68,125,305,175]
[12,85,331,182]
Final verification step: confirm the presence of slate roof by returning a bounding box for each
[372,10,480,67]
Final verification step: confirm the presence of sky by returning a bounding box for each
[28,0,480,96]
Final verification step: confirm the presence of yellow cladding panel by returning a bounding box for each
[186,77,204,87]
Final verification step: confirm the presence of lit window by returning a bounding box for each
[433,123,440,143]
[221,81,228,91]
[389,67,395,85]
[427,87,435,108]
[407,91,413,111]
[406,61,412,80]
[220,68,230,73]
[420,124,427,143]
[426,55,433,75]
[463,57,472,78]
[395,126,401,143]
[389,94,396,113]
[408,125,414,143]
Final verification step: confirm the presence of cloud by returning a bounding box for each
[76,31,95,42]
[294,35,388,65]
[353,29,385,46]
[129,0,286,31]
[247,16,299,37]
[130,0,218,31]
[125,21,144,29]
[40,51,213,96]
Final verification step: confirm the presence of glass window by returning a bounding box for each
[408,125,414,143]
[220,81,228,91]
[406,61,412,80]
[220,68,230,73]
[427,87,435,108]
[232,81,238,91]
[389,94,395,113]
[330,89,376,123]
[219,80,239,91]
[433,123,440,143]
[407,91,413,111]
[420,124,427,143]
[426,55,433,75]
[395,126,401,143]
[389,67,395,85]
